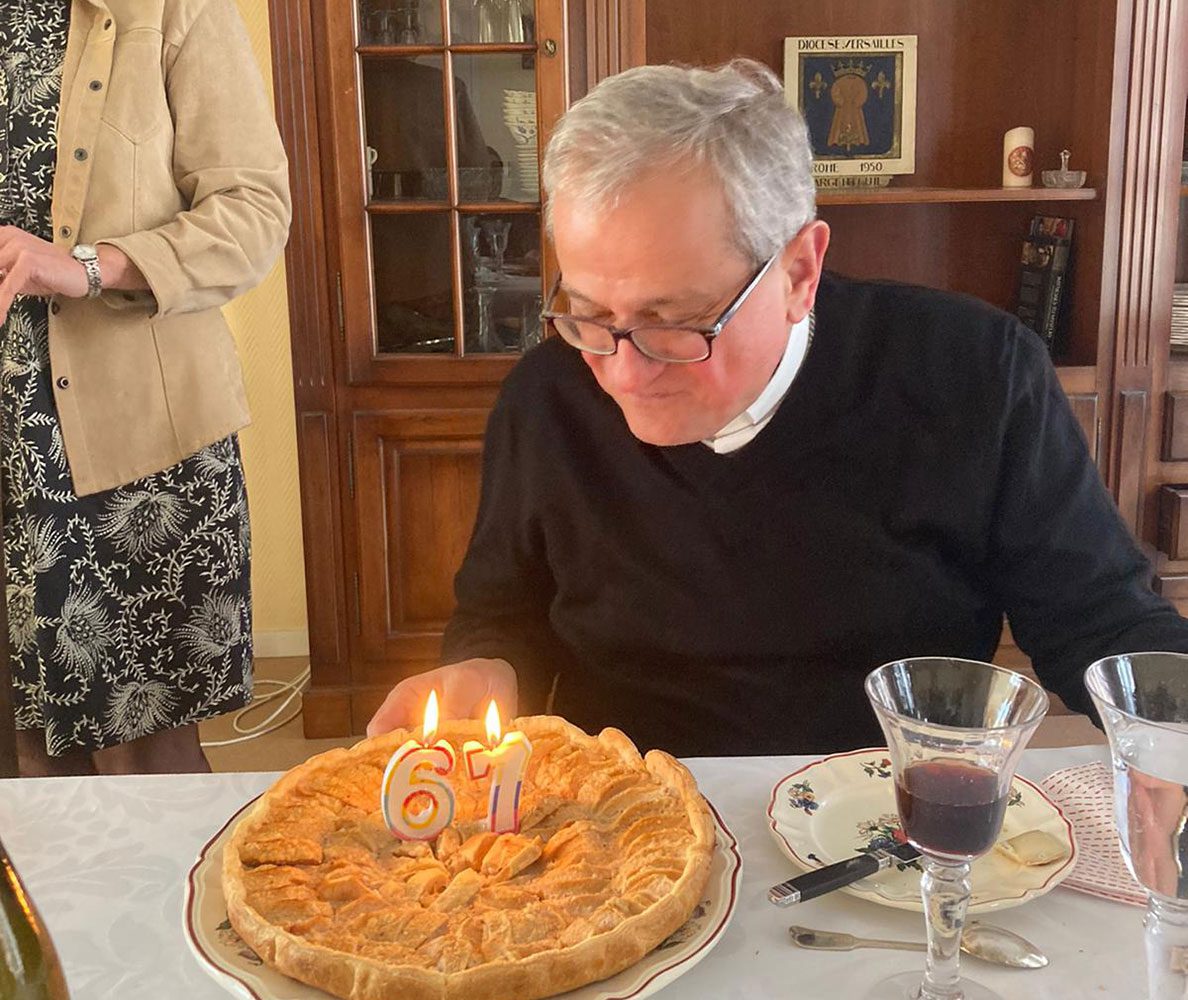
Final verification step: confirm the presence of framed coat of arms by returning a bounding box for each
[783,35,918,188]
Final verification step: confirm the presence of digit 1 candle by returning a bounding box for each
[381,689,457,841]
[462,700,533,835]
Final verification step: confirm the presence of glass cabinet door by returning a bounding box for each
[331,0,563,379]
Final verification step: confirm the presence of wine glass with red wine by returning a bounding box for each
[865,657,1049,1000]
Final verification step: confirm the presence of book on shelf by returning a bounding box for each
[1015,215,1074,354]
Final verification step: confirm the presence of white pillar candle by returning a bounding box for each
[1003,126,1035,187]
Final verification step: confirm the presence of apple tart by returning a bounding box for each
[221,716,715,1000]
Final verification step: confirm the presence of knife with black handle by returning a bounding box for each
[767,842,921,906]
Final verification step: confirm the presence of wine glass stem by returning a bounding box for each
[919,857,972,1000]
[1144,895,1188,999]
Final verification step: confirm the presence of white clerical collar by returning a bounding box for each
[702,311,813,454]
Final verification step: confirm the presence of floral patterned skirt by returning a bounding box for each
[2,297,253,756]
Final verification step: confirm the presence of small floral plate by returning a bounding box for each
[767,747,1077,913]
[184,796,742,1000]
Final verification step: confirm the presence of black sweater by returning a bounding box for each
[443,272,1188,756]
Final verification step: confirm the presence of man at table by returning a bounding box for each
[367,58,1188,756]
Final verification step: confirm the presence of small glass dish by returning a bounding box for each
[1041,149,1087,188]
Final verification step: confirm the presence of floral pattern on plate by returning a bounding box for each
[786,780,820,816]
[766,747,1078,913]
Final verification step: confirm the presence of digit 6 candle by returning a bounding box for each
[463,700,533,835]
[381,690,457,841]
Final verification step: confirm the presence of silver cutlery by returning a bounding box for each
[788,921,1049,969]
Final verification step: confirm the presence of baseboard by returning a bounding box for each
[253,629,310,658]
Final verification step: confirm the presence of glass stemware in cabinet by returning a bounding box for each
[462,214,540,354]
[360,0,441,45]
[1085,653,1188,1000]
[467,0,531,43]
[864,657,1048,1000]
[474,0,501,43]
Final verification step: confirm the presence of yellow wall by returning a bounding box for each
[226,0,309,656]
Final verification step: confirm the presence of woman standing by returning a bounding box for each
[0,0,291,775]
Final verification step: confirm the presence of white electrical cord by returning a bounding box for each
[200,665,312,748]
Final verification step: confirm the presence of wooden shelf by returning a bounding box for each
[1180,184,1188,197]
[366,200,539,214]
[1054,366,1098,393]
[357,43,537,56]
[817,187,1098,206]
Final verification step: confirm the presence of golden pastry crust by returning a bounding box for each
[222,716,715,1000]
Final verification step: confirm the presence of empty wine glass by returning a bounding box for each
[504,0,525,41]
[481,218,512,275]
[865,658,1049,1000]
[1085,653,1188,1000]
[475,0,503,42]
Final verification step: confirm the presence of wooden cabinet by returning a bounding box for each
[1149,91,1188,609]
[270,0,568,734]
[270,0,1187,736]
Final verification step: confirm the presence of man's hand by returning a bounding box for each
[0,226,89,324]
[366,658,518,737]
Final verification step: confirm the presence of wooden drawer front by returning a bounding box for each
[1162,393,1188,461]
[1158,485,1188,560]
[352,410,488,663]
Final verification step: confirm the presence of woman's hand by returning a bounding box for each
[0,226,89,324]
[366,659,519,737]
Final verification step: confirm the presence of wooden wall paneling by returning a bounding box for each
[536,0,571,284]
[583,0,645,91]
[1115,388,1150,532]
[269,0,353,737]
[351,410,488,669]
[318,3,382,387]
[820,202,1105,365]
[1104,0,1160,526]
[1067,393,1101,462]
[1133,0,1188,545]
[639,2,1102,186]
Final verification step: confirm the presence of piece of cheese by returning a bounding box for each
[994,829,1070,866]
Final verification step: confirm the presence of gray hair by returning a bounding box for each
[542,58,816,265]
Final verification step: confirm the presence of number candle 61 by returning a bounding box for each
[463,700,533,835]
[381,690,457,841]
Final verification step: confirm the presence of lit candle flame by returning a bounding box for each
[423,689,440,743]
[485,699,502,745]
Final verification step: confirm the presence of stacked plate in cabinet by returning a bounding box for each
[1173,284,1188,351]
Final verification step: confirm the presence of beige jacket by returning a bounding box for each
[48,0,291,496]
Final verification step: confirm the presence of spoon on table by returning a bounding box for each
[789,921,1049,969]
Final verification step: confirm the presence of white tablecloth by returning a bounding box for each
[0,745,1144,1000]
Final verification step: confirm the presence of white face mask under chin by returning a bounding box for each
[702,312,814,454]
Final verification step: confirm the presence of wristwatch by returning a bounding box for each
[69,243,102,299]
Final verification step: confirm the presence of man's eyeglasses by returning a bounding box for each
[541,252,779,364]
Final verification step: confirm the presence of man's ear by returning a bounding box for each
[781,220,830,324]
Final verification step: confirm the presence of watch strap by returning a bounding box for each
[71,245,102,299]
